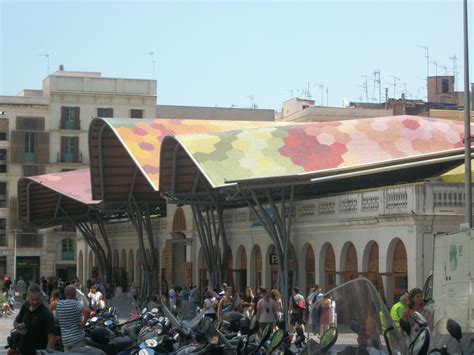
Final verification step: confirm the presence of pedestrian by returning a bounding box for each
[256,288,278,331]
[289,287,306,332]
[217,287,234,320]
[252,286,264,314]
[241,286,254,318]
[7,285,15,311]
[319,294,332,335]
[269,289,282,319]
[189,284,201,308]
[56,284,91,351]
[169,285,177,310]
[16,276,26,302]
[401,288,426,339]
[390,292,409,332]
[87,285,104,311]
[73,277,89,307]
[13,284,56,354]
[203,289,218,320]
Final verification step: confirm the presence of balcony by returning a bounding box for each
[61,251,75,261]
[60,120,81,130]
[57,152,83,164]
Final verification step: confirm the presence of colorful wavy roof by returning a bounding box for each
[23,169,98,205]
[170,115,469,187]
[98,118,293,190]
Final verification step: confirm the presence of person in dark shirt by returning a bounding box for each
[14,284,56,355]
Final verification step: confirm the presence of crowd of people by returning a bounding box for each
[8,274,108,355]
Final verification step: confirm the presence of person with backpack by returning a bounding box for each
[289,287,305,332]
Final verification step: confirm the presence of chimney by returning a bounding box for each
[59,65,64,71]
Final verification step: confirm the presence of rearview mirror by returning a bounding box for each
[320,327,338,353]
[447,319,462,341]
[399,318,411,336]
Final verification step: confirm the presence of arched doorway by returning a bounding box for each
[305,244,315,295]
[235,246,247,294]
[342,242,358,282]
[321,243,336,291]
[114,250,119,268]
[391,239,408,303]
[250,245,262,290]
[363,242,384,298]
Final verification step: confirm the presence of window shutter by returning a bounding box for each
[60,136,66,162]
[75,107,80,128]
[73,137,79,162]
[108,108,113,117]
[9,131,25,163]
[61,107,67,129]
[36,132,50,164]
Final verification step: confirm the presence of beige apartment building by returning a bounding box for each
[0,67,157,283]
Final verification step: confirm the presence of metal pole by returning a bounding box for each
[13,230,17,283]
[464,0,472,227]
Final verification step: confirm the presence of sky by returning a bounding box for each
[0,0,470,111]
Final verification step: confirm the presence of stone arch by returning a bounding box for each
[386,238,408,305]
[340,241,358,283]
[362,241,384,297]
[235,245,247,294]
[250,245,262,290]
[301,243,315,294]
[78,251,84,284]
[319,242,336,291]
[128,249,134,283]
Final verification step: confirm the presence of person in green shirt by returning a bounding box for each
[390,292,409,332]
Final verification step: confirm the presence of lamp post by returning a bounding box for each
[463,0,472,228]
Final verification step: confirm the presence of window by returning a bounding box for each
[0,149,6,173]
[130,109,143,119]
[61,239,74,260]
[0,133,6,141]
[59,136,79,163]
[97,108,113,118]
[0,219,6,246]
[0,182,6,207]
[442,79,449,93]
[63,107,79,121]
[25,133,35,153]
[60,107,80,130]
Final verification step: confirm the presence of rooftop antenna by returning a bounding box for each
[430,59,439,93]
[145,52,156,79]
[371,70,381,103]
[417,45,429,100]
[247,95,258,109]
[450,54,459,91]
[288,90,294,98]
[440,65,448,76]
[387,75,400,98]
[319,84,324,106]
[357,76,368,102]
[37,53,50,76]
[326,87,329,106]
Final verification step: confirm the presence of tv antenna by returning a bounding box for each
[319,84,324,106]
[358,75,369,102]
[247,95,258,109]
[385,76,400,98]
[145,52,156,79]
[37,53,50,76]
[372,70,381,103]
[450,54,459,91]
[417,45,429,100]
